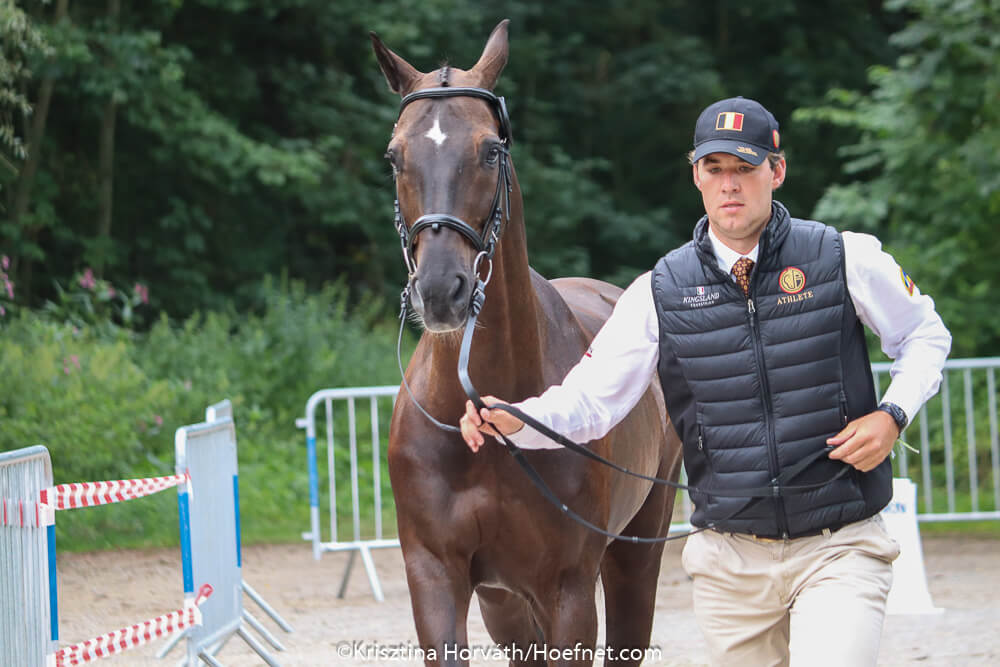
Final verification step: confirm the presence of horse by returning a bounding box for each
[373,20,683,666]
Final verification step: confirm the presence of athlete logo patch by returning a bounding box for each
[900,267,916,296]
[778,267,806,294]
[716,112,744,131]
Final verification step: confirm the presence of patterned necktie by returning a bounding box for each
[732,257,754,296]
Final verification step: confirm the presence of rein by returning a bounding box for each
[391,86,849,544]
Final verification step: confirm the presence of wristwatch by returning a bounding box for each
[876,402,908,432]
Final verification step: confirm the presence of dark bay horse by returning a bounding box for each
[373,20,683,666]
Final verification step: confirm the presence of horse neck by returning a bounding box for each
[426,174,545,401]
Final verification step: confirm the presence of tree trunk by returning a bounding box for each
[94,0,120,277]
[10,0,70,301]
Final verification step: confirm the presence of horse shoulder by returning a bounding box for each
[545,274,622,337]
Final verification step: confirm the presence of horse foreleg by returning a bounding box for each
[476,585,547,666]
[533,572,599,667]
[599,461,676,666]
[403,546,473,667]
[600,539,666,666]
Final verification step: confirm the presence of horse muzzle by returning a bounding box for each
[410,266,474,333]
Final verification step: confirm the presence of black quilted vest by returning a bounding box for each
[651,202,892,538]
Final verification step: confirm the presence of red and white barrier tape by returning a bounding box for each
[39,471,191,511]
[0,496,54,528]
[47,584,213,667]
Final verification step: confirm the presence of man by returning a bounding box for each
[459,97,952,666]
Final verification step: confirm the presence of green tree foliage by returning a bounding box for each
[798,0,1000,356]
[0,0,49,168]
[1,1,899,318]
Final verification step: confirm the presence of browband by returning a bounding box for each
[399,86,513,146]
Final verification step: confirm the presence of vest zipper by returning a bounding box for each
[696,410,712,471]
[747,296,790,538]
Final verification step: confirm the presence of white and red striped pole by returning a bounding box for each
[46,584,213,667]
[39,471,192,511]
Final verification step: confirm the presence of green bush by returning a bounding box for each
[0,318,173,481]
[0,276,407,550]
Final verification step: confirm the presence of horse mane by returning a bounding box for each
[438,62,450,87]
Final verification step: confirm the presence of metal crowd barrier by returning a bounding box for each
[158,400,292,667]
[1,445,54,667]
[296,387,399,601]
[1,446,211,666]
[298,357,1000,599]
[872,357,1000,522]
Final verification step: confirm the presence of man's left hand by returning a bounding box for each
[827,410,900,472]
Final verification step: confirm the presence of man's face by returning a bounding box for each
[692,152,786,253]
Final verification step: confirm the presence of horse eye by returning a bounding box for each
[485,145,500,165]
[384,150,400,174]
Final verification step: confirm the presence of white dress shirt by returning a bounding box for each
[508,226,952,449]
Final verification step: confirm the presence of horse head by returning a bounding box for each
[371,21,512,333]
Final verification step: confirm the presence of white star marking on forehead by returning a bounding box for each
[424,115,447,147]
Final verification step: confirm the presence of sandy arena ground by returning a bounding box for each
[52,535,999,666]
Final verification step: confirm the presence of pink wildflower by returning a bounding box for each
[0,304,5,317]
[1,255,8,270]
[154,415,164,427]
[106,287,116,298]
[134,283,149,304]
[4,279,13,299]
[79,268,96,290]
[70,354,80,369]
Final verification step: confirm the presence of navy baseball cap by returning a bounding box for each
[691,97,780,166]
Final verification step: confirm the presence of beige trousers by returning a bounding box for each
[681,515,900,667]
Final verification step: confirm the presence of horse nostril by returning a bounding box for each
[451,274,467,305]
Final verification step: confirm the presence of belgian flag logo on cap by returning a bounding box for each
[716,112,744,131]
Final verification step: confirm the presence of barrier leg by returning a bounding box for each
[243,609,286,651]
[242,580,293,633]
[207,634,230,656]
[359,546,385,603]
[197,650,224,667]
[236,626,281,667]
[155,628,188,658]
[337,550,357,599]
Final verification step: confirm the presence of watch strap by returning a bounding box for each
[876,402,908,431]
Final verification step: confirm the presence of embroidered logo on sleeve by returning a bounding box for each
[900,267,916,296]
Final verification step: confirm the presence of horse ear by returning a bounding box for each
[370,31,422,96]
[470,19,509,90]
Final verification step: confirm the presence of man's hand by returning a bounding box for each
[459,396,524,453]
[827,410,900,472]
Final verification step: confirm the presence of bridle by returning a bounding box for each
[390,86,848,544]
[393,84,514,433]
[392,86,513,283]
